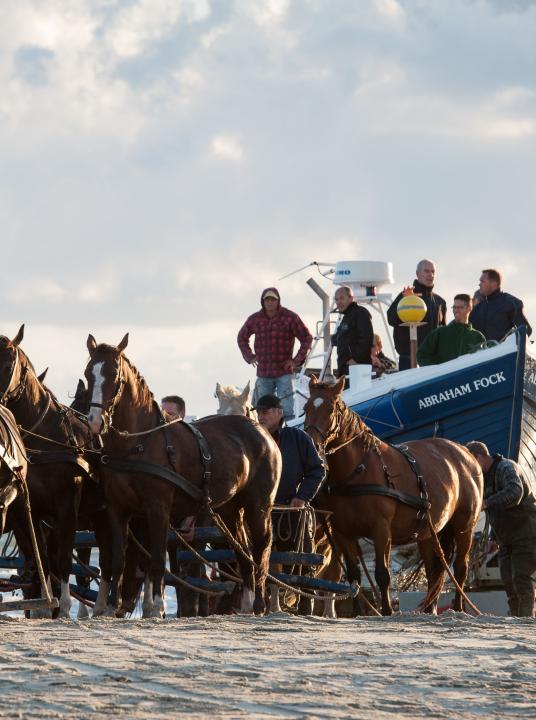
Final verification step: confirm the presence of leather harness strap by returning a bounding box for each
[98,419,212,504]
[27,450,93,479]
[327,445,431,518]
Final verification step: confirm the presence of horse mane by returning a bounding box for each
[335,396,377,452]
[95,344,153,410]
[218,385,243,398]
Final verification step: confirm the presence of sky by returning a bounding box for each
[1,0,535,416]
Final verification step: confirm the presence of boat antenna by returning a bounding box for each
[279,261,335,281]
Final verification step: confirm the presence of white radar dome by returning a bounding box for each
[333,261,393,297]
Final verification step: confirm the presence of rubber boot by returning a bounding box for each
[517,593,535,617]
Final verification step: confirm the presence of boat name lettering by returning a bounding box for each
[418,372,506,410]
[527,371,536,385]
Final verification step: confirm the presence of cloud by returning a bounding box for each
[209,134,244,162]
[1,0,535,414]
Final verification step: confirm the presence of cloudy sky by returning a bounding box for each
[1,0,535,416]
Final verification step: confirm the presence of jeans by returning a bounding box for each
[254,374,295,420]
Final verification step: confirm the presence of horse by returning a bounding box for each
[303,376,483,616]
[0,405,27,535]
[84,333,281,617]
[215,382,255,418]
[0,326,96,617]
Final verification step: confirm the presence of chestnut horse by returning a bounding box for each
[304,376,483,616]
[84,334,280,617]
[0,326,96,617]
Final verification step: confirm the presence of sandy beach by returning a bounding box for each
[1,612,534,719]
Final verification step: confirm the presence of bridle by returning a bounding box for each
[0,348,29,406]
[89,356,126,437]
[305,397,366,456]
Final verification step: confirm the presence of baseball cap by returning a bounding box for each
[262,290,279,300]
[255,394,282,410]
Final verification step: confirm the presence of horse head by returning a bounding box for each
[0,325,30,405]
[303,375,346,451]
[85,332,130,435]
[70,378,89,414]
[215,381,253,417]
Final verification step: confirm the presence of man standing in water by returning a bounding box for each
[466,441,536,617]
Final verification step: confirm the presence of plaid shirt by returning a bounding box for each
[237,306,312,378]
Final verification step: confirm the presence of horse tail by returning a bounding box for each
[418,523,454,611]
[420,514,482,616]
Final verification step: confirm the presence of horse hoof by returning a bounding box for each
[58,608,71,619]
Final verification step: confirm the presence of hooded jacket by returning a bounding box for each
[484,455,536,544]
[237,287,313,378]
[387,281,447,356]
[469,289,532,342]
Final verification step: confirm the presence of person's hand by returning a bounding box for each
[371,355,382,368]
[347,359,357,366]
[402,286,422,297]
[290,497,306,508]
[249,355,258,367]
[282,359,295,373]
[179,515,196,543]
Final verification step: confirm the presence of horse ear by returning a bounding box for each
[11,324,25,347]
[76,378,86,393]
[117,333,129,352]
[334,376,345,395]
[240,381,251,401]
[309,374,318,388]
[215,382,223,399]
[37,367,48,383]
[87,334,97,356]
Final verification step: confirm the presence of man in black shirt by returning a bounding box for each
[387,259,447,370]
[469,268,532,342]
[331,285,374,381]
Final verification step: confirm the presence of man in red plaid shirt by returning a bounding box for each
[237,287,313,420]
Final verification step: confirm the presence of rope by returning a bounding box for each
[127,529,228,598]
[18,472,55,608]
[208,505,359,602]
[169,526,242,583]
[109,414,185,439]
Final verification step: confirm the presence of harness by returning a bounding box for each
[99,415,212,505]
[307,399,431,538]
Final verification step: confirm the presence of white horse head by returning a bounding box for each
[215,381,254,418]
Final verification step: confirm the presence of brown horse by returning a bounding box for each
[0,326,97,617]
[303,376,483,616]
[84,334,280,617]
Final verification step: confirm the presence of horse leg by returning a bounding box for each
[318,540,345,619]
[147,504,170,618]
[371,529,393,616]
[106,507,129,617]
[56,484,82,618]
[242,504,272,616]
[418,538,444,614]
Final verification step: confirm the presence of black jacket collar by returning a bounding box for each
[413,280,434,297]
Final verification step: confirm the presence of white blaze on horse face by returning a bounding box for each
[313,397,325,409]
[88,361,105,433]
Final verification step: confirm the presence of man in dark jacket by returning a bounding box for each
[387,259,447,370]
[469,268,532,342]
[237,287,312,421]
[257,394,325,614]
[467,441,536,617]
[331,285,374,380]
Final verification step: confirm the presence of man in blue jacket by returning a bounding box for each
[257,394,325,614]
[469,268,532,342]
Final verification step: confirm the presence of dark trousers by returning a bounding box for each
[272,507,314,615]
[398,354,411,371]
[498,541,536,617]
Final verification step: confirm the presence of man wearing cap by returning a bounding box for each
[466,441,536,617]
[256,394,325,614]
[237,287,312,420]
